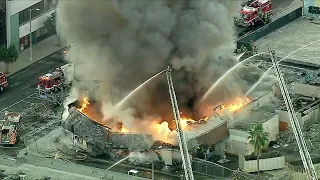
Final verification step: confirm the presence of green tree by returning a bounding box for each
[44,11,60,45]
[248,123,269,175]
[0,45,18,73]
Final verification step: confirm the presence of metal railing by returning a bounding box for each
[192,158,257,180]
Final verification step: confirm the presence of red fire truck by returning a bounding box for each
[0,72,8,93]
[37,64,73,92]
[0,112,20,146]
[37,71,63,92]
[235,0,272,27]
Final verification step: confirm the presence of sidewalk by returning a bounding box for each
[0,35,66,76]
[273,0,303,19]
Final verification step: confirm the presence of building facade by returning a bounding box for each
[0,0,6,46]
[304,0,320,19]
[6,0,57,51]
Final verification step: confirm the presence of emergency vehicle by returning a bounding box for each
[0,112,21,146]
[235,0,272,27]
[0,72,8,92]
[37,63,74,92]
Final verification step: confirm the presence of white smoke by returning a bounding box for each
[61,87,80,121]
[128,151,159,163]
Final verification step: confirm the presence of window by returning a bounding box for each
[308,6,320,15]
[36,28,41,38]
[241,14,249,19]
[19,0,45,25]
[40,26,46,36]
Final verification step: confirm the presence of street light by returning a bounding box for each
[29,8,40,61]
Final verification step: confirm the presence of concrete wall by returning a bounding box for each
[262,114,279,141]
[227,115,278,156]
[239,155,285,173]
[226,129,252,156]
[301,104,320,127]
[295,83,320,98]
[277,102,320,129]
[19,9,55,38]
[160,149,173,165]
[277,110,303,127]
[9,0,42,16]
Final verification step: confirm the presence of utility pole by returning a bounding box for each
[29,8,40,61]
[270,48,317,180]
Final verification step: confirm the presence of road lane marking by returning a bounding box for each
[21,85,30,90]
[0,98,5,102]
[0,93,36,112]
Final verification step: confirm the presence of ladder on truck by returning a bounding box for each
[269,49,317,180]
[165,66,194,180]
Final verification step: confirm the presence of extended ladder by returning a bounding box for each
[165,66,194,180]
[270,49,317,180]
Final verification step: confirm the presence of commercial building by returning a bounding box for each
[5,0,57,51]
[0,0,6,46]
[304,0,320,19]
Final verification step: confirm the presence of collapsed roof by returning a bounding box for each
[62,107,110,150]
[62,107,154,150]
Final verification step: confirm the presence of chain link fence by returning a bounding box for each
[192,159,257,180]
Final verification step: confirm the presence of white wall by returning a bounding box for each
[240,155,286,173]
[226,129,252,156]
[19,9,55,38]
[277,109,305,127]
[160,149,173,165]
[9,0,42,16]
[262,114,279,141]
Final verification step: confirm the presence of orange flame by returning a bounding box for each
[79,97,90,113]
[221,97,250,112]
[121,127,129,133]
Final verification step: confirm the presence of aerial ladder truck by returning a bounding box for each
[166,66,194,180]
[270,49,317,180]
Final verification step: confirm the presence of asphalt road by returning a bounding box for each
[0,49,67,112]
[235,0,294,36]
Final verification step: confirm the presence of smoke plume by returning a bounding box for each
[57,0,257,141]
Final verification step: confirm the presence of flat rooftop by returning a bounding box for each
[256,18,320,66]
[230,105,277,131]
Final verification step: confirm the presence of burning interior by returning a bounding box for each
[64,95,251,148]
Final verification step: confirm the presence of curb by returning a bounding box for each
[85,157,182,178]
[7,46,67,78]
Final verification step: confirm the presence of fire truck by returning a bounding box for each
[234,0,272,27]
[0,112,21,146]
[37,63,74,92]
[0,72,8,93]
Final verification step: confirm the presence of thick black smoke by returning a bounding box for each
[57,0,258,132]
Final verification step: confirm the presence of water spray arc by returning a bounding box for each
[106,156,130,171]
[269,49,317,180]
[199,51,267,104]
[246,39,320,95]
[116,69,166,109]
[166,66,194,180]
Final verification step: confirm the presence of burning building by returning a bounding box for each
[61,94,254,157]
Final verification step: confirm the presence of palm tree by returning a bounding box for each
[248,123,269,174]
